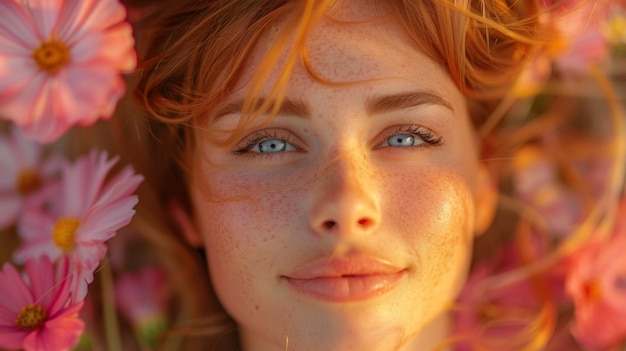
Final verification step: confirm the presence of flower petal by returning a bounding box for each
[60,0,126,41]
[0,195,21,229]
[22,0,62,39]
[0,56,37,99]
[0,325,29,350]
[0,1,39,46]
[54,0,97,41]
[17,208,54,241]
[79,197,137,242]
[0,263,33,312]
[0,303,19,326]
[70,23,135,71]
[95,166,143,205]
[24,257,56,308]
[72,242,107,273]
[58,63,125,124]
[60,151,117,216]
[0,73,47,126]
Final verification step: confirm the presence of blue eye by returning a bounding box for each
[386,134,421,147]
[257,139,291,153]
[233,130,299,156]
[378,126,442,149]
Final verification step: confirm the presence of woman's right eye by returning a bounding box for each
[232,130,299,156]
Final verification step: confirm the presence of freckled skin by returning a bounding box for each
[190,2,490,351]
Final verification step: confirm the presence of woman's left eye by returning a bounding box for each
[377,126,443,149]
[385,134,420,147]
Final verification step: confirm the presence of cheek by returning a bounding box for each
[190,171,305,311]
[384,169,475,295]
[383,168,476,240]
[194,199,274,319]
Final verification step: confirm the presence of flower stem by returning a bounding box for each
[101,261,123,350]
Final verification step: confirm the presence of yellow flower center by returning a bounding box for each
[32,38,71,74]
[16,169,42,195]
[52,217,80,251]
[15,304,47,330]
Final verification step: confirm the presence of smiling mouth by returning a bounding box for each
[282,255,408,302]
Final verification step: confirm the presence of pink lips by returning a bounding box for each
[282,255,407,302]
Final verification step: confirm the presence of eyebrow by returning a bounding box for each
[366,91,454,115]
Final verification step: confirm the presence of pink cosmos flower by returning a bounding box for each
[0,0,136,143]
[566,203,626,350]
[0,127,61,229]
[0,256,85,351]
[14,150,143,300]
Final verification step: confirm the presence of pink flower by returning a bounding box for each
[453,235,569,350]
[0,256,85,351]
[0,127,61,229]
[115,267,168,345]
[512,145,583,237]
[115,267,168,324]
[14,150,143,300]
[566,221,626,349]
[514,0,615,96]
[0,0,136,143]
[546,0,612,72]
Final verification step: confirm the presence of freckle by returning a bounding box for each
[255,305,260,310]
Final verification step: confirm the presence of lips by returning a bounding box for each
[282,255,407,302]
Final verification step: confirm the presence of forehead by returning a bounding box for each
[236,1,450,92]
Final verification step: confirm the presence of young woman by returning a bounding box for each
[114,0,596,350]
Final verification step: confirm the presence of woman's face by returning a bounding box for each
[190,3,490,351]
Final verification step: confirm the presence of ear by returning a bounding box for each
[170,201,203,247]
[474,163,498,236]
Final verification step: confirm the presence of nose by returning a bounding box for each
[309,155,380,236]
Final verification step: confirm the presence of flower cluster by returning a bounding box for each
[0,129,144,350]
[0,0,149,350]
[454,1,626,350]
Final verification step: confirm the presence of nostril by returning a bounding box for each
[323,220,336,229]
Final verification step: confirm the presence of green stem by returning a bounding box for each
[101,261,123,350]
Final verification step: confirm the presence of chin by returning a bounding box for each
[280,299,430,351]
